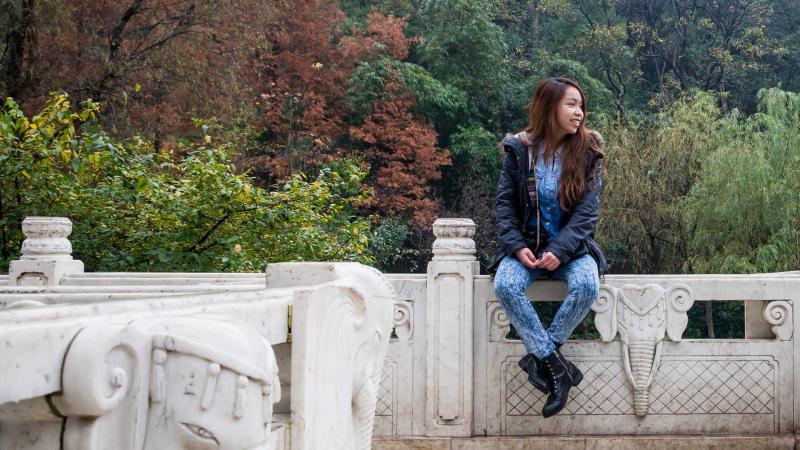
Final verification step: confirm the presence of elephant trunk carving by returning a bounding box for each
[625,339,658,416]
[592,284,694,417]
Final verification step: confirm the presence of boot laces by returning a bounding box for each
[544,361,558,394]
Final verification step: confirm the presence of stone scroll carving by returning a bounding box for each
[591,284,695,416]
[1,256,396,450]
[763,300,793,340]
[0,315,281,450]
[488,301,511,342]
[393,300,413,341]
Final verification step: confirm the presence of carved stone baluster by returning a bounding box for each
[425,218,478,437]
[8,216,84,286]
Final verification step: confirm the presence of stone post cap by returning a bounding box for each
[20,216,74,260]
[431,218,476,261]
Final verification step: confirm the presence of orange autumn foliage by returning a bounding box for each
[251,1,448,229]
[350,80,450,230]
[2,0,450,230]
[4,0,273,140]
[255,3,419,177]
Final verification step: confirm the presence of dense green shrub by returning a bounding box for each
[0,94,374,272]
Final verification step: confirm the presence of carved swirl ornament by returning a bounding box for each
[667,285,693,312]
[491,304,511,328]
[392,301,413,341]
[488,302,511,342]
[763,300,793,340]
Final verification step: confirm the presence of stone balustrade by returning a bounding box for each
[0,217,395,450]
[371,219,800,448]
[2,216,800,448]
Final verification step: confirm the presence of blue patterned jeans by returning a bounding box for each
[493,253,599,358]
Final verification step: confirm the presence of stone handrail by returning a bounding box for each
[372,219,800,445]
[0,217,395,450]
[2,216,800,448]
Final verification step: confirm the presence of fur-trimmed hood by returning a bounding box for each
[512,129,605,149]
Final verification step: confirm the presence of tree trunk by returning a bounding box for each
[527,0,540,40]
[2,0,35,99]
[704,301,715,338]
[718,69,729,114]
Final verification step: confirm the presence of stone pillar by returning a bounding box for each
[425,218,478,437]
[9,217,84,286]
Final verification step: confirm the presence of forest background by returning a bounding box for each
[2,0,799,338]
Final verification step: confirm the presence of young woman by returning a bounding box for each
[490,77,606,418]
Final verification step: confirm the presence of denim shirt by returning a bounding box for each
[526,143,564,241]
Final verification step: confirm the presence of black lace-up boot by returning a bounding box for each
[552,343,584,386]
[518,353,547,393]
[540,350,574,418]
[520,346,583,395]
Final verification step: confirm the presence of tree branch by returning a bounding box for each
[186,212,231,253]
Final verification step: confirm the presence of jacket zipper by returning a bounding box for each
[514,151,529,233]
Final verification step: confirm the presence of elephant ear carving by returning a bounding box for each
[591,285,617,342]
[55,324,142,417]
[51,323,148,450]
[665,284,694,342]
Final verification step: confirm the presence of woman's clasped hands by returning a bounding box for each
[515,247,561,271]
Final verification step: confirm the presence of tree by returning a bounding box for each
[0,94,375,272]
[350,78,450,229]
[409,0,509,130]
[682,87,800,273]
[1,0,274,139]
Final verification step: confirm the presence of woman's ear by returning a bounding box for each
[588,129,604,148]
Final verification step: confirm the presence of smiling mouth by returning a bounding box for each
[570,119,581,127]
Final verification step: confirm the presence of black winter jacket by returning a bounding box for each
[488,133,607,275]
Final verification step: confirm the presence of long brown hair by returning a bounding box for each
[524,77,604,211]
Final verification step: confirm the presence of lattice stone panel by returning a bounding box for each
[376,366,394,416]
[649,359,775,415]
[504,357,776,417]
[505,359,633,416]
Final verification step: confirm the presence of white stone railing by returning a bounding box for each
[2,216,800,446]
[0,217,395,450]
[373,218,800,440]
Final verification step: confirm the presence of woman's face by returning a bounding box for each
[556,86,584,136]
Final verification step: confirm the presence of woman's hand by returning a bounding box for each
[533,251,561,271]
[514,247,539,269]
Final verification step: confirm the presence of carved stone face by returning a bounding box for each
[617,285,667,342]
[144,353,270,450]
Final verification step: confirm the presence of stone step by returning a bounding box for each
[372,435,796,449]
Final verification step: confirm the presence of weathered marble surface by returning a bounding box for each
[4,216,800,447]
[373,435,796,449]
[0,314,281,450]
[0,217,396,450]
[373,219,800,441]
